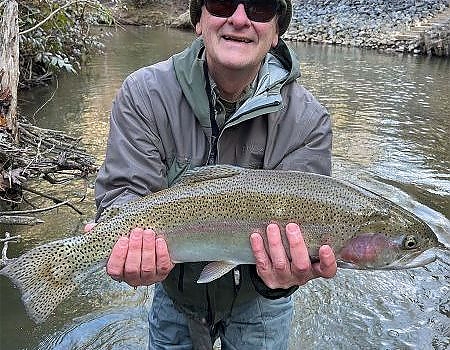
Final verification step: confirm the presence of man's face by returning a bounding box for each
[196,2,279,74]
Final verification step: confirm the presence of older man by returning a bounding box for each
[95,0,337,348]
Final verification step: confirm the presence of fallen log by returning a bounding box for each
[0,215,44,225]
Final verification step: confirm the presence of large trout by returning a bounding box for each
[0,165,443,323]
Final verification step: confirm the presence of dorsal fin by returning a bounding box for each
[97,206,122,222]
[175,165,242,186]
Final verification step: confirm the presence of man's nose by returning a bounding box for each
[227,3,251,25]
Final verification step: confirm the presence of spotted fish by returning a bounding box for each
[0,165,443,323]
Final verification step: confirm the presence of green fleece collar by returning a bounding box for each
[173,39,210,128]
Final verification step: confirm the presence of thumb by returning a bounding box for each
[84,221,96,233]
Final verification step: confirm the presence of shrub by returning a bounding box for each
[17,0,114,88]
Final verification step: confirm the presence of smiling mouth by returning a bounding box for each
[223,36,252,43]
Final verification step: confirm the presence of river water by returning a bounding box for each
[1,26,449,349]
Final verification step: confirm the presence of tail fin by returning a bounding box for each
[0,236,95,323]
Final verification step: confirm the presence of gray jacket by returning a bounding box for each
[95,37,332,323]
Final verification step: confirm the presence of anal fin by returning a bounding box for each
[197,261,238,283]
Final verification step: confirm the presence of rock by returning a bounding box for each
[171,10,192,30]
[287,0,450,56]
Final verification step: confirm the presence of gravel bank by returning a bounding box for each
[284,0,450,56]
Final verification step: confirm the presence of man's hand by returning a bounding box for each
[250,223,337,289]
[84,224,174,287]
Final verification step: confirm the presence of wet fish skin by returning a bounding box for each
[0,165,442,323]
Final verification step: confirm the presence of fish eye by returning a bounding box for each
[403,235,418,250]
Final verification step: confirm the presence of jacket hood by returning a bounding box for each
[173,38,301,128]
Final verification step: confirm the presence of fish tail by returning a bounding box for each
[0,236,94,323]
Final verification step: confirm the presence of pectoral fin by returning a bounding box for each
[197,261,238,283]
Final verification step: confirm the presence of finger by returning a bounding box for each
[286,223,311,275]
[155,237,174,279]
[266,223,290,273]
[250,231,271,275]
[251,231,282,288]
[312,245,337,279]
[140,229,157,284]
[124,228,144,286]
[84,222,96,233]
[107,236,129,281]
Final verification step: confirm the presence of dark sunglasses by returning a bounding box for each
[204,0,280,23]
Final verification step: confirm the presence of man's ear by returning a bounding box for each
[271,21,279,48]
[195,22,202,35]
[272,35,279,48]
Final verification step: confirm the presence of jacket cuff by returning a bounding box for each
[249,265,299,299]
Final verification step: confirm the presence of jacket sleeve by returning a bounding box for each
[264,82,332,175]
[252,83,333,298]
[95,71,168,220]
[277,107,332,175]
[250,265,299,299]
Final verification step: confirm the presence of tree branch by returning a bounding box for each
[1,232,21,267]
[19,0,114,36]
[23,186,84,214]
[0,200,71,215]
[0,215,44,225]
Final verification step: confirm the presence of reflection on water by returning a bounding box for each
[296,44,449,216]
[290,261,449,349]
[2,27,449,349]
[37,271,153,350]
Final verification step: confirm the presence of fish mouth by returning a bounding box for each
[381,249,437,270]
[337,249,438,270]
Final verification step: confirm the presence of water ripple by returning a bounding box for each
[8,30,449,350]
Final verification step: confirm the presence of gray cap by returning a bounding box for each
[189,0,292,36]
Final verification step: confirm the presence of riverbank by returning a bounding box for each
[285,0,450,56]
[114,0,189,27]
[114,0,449,57]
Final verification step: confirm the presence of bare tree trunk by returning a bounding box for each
[0,0,19,143]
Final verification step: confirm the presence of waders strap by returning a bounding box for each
[177,263,185,292]
[187,317,214,350]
